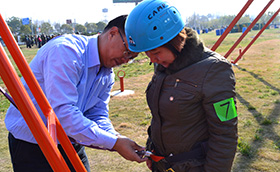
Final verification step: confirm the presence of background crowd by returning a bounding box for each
[24,34,58,48]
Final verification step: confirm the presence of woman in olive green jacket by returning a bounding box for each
[125,0,238,171]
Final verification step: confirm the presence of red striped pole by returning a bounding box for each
[211,0,254,51]
[232,8,280,64]
[224,0,275,59]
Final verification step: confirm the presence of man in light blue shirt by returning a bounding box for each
[5,15,146,171]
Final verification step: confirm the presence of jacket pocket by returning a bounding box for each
[173,79,199,94]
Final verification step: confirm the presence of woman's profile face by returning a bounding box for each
[145,47,176,68]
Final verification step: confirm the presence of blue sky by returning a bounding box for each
[1,0,279,24]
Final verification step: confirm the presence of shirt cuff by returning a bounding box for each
[91,126,118,150]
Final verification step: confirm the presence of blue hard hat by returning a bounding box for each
[125,0,185,52]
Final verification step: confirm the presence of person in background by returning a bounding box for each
[5,15,146,172]
[25,35,31,48]
[125,0,238,171]
[37,35,42,48]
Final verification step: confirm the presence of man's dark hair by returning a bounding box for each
[103,15,127,34]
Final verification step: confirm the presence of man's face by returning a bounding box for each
[102,28,138,68]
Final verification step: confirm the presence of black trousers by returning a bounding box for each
[8,133,90,172]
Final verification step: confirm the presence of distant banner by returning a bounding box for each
[22,18,29,25]
[66,19,72,24]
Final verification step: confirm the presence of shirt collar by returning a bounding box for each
[88,35,100,68]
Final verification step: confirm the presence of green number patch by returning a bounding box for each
[213,97,237,122]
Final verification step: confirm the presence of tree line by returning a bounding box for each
[4,11,280,41]
[5,17,107,41]
[186,12,280,30]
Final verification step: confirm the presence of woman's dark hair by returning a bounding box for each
[103,15,127,34]
[163,28,187,56]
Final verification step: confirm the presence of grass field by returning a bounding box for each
[0,28,280,171]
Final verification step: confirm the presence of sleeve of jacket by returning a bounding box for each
[202,57,238,172]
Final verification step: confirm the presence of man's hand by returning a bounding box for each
[113,135,148,163]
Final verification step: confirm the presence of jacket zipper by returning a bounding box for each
[174,78,198,88]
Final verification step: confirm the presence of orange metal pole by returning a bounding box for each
[211,0,254,51]
[232,8,280,64]
[224,0,275,58]
[0,15,51,117]
[0,44,70,172]
[0,14,86,172]
[48,109,58,145]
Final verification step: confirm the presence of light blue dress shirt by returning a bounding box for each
[5,34,118,149]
